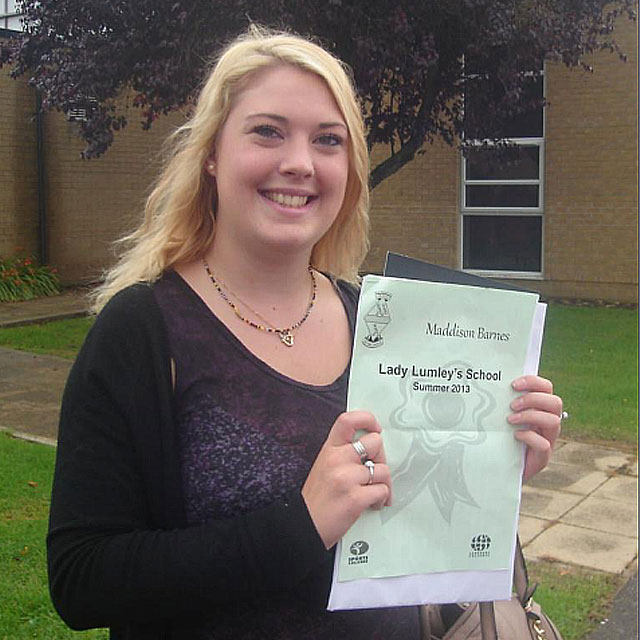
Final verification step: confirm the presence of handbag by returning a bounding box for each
[419,538,563,640]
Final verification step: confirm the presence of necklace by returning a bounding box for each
[202,260,317,347]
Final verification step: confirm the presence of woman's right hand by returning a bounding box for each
[301,410,392,550]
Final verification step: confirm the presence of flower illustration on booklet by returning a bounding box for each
[382,361,495,525]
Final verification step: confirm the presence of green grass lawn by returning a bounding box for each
[0,317,94,360]
[528,561,625,640]
[0,432,107,639]
[539,304,638,448]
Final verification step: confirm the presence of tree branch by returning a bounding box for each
[369,65,440,190]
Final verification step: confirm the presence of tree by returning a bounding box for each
[1,0,635,188]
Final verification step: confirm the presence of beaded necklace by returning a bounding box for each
[202,260,317,347]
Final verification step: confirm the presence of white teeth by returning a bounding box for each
[263,192,310,207]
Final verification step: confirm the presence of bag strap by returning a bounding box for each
[479,535,538,640]
[419,604,434,639]
[479,602,498,640]
[513,535,538,606]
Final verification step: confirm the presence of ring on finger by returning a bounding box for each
[364,460,375,485]
[352,439,369,463]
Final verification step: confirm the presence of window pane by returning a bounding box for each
[502,77,544,138]
[7,15,22,30]
[465,75,543,139]
[466,146,539,180]
[463,215,542,271]
[466,184,539,208]
[502,105,543,138]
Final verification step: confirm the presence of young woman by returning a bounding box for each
[47,27,563,639]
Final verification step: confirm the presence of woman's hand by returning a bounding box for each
[508,375,563,482]
[302,411,392,550]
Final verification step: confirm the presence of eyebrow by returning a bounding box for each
[246,112,348,131]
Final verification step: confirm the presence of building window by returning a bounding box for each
[461,73,544,276]
[463,215,542,272]
[67,99,99,123]
[0,0,22,31]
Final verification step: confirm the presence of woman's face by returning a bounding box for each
[207,64,350,259]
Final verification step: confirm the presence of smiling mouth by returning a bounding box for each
[261,191,315,208]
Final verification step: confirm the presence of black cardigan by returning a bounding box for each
[47,283,329,639]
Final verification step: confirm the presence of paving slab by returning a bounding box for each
[524,523,638,573]
[553,439,569,452]
[561,496,638,539]
[520,485,584,520]
[526,461,610,495]
[551,441,634,473]
[0,347,70,441]
[0,289,88,328]
[518,515,549,545]
[591,476,638,504]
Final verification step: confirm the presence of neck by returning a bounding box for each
[203,238,314,304]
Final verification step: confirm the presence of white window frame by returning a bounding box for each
[459,71,545,279]
[0,0,22,31]
[67,99,99,123]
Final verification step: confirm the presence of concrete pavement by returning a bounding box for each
[0,291,637,637]
[521,442,637,575]
[0,289,89,442]
[0,287,90,328]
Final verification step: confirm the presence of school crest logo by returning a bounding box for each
[362,291,392,348]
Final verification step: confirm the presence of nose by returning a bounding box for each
[279,138,314,178]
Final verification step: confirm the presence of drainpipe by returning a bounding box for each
[35,90,47,264]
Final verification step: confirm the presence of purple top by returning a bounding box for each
[154,271,419,639]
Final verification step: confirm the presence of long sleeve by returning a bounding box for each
[47,285,329,631]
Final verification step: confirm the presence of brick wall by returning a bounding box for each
[42,105,186,284]
[364,141,459,274]
[542,14,637,303]
[0,67,38,259]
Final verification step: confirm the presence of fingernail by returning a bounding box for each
[508,413,522,424]
[510,397,524,410]
[512,377,526,390]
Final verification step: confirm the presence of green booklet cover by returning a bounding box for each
[337,275,539,582]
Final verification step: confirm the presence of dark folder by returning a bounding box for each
[382,252,535,294]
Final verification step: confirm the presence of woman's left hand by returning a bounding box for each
[508,375,563,482]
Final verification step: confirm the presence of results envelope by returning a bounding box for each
[329,274,544,608]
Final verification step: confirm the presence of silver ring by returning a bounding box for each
[364,460,375,485]
[560,411,569,421]
[352,440,368,463]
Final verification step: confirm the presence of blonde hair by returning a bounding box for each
[91,25,370,313]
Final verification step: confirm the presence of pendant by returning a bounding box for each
[278,330,295,347]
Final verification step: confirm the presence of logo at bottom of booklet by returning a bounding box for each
[348,540,370,565]
[469,533,492,558]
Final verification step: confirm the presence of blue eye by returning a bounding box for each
[316,133,343,146]
[252,125,281,139]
